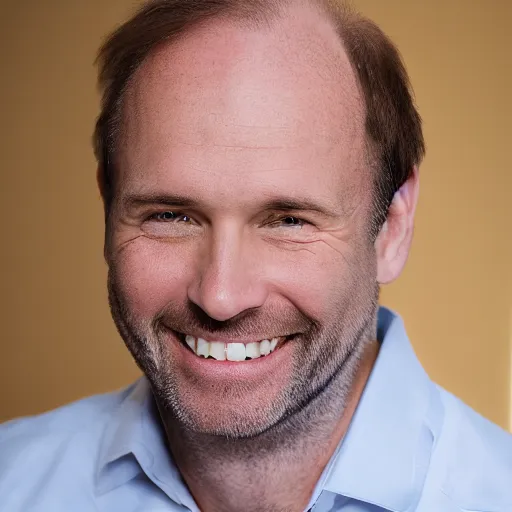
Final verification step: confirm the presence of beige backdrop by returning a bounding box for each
[1,1,511,429]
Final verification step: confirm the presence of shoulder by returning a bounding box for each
[430,386,512,511]
[0,383,132,454]
[0,383,136,511]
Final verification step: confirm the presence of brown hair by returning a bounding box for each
[93,0,425,232]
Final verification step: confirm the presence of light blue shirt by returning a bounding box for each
[1,307,511,511]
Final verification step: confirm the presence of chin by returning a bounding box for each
[153,375,287,439]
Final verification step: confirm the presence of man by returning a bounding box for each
[1,0,511,510]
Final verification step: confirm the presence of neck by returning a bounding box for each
[159,340,379,512]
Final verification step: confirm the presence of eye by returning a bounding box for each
[281,216,304,227]
[270,215,308,228]
[149,211,192,223]
[141,209,200,239]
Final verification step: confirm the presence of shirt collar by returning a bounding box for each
[321,306,441,511]
[96,378,148,493]
[97,373,197,508]
[97,307,442,511]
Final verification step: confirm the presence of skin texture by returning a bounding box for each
[102,3,420,511]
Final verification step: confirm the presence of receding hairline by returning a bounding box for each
[95,0,359,165]
[121,0,365,127]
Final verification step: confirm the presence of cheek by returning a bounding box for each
[264,240,369,320]
[111,237,195,318]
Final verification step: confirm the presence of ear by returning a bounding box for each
[375,166,420,284]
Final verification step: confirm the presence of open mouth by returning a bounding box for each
[176,332,293,361]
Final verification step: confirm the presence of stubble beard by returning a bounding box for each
[107,266,379,445]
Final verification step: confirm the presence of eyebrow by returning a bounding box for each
[122,193,341,218]
[122,194,201,209]
[261,198,340,218]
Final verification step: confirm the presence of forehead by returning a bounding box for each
[116,4,369,209]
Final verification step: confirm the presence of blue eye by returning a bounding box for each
[281,216,303,227]
[266,215,309,229]
[159,211,176,220]
[151,211,191,222]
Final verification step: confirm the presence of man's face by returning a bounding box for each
[106,9,379,437]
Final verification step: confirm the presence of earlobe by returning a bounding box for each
[375,167,420,284]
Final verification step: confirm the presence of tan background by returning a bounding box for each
[1,1,511,429]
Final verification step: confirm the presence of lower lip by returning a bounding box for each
[165,329,294,379]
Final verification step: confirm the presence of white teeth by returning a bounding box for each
[245,342,260,359]
[227,343,246,361]
[196,338,209,358]
[184,335,285,360]
[260,339,271,356]
[209,342,226,361]
[185,335,196,351]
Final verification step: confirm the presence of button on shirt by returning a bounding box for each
[1,307,512,511]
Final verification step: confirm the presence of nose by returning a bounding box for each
[187,225,269,322]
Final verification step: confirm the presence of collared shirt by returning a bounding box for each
[1,307,511,511]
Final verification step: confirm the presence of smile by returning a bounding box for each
[177,333,290,361]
